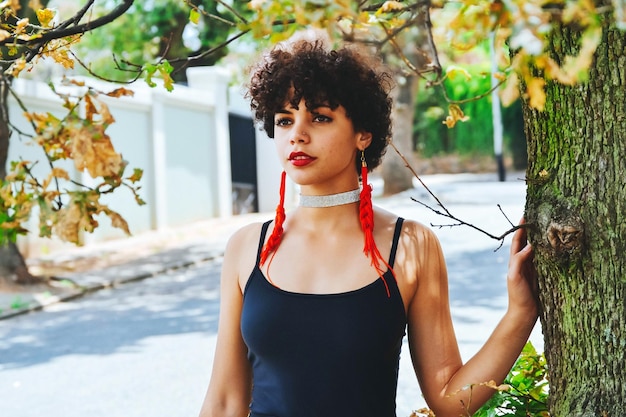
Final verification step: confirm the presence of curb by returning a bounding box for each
[0,243,225,321]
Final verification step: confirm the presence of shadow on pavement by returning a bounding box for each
[0,260,223,370]
[446,245,510,320]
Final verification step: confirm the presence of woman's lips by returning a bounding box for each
[288,152,316,167]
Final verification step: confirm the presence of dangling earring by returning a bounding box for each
[359,150,392,297]
[260,170,286,266]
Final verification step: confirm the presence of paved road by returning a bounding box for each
[0,174,543,417]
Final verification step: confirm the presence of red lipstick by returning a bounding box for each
[288,152,316,167]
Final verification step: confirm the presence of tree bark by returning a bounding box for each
[523,14,626,416]
[382,74,417,195]
[0,74,37,285]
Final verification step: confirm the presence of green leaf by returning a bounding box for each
[189,8,200,25]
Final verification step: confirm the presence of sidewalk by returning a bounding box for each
[0,212,270,320]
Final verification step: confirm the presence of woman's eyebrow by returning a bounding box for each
[275,103,331,114]
[309,104,332,112]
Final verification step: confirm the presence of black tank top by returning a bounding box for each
[241,218,407,417]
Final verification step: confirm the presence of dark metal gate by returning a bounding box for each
[228,114,258,214]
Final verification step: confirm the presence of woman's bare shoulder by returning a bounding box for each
[373,206,438,244]
[400,218,438,239]
[222,221,270,289]
[224,221,268,257]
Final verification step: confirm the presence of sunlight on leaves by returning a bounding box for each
[36,8,56,28]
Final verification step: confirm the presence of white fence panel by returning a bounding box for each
[8,67,233,255]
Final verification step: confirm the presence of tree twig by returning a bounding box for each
[387,140,526,249]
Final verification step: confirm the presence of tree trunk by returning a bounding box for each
[0,74,36,285]
[382,75,416,195]
[523,15,626,416]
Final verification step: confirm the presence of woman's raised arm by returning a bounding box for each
[407,221,538,417]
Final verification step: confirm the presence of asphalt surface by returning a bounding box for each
[0,172,544,417]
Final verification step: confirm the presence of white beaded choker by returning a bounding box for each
[299,189,361,208]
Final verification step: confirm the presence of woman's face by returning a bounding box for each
[273,98,371,193]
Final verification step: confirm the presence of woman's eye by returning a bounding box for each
[313,114,332,123]
[275,118,292,126]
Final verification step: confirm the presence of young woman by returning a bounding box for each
[198,36,538,417]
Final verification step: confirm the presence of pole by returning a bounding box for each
[490,32,505,182]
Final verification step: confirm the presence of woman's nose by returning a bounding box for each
[289,128,310,144]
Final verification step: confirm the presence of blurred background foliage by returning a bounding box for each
[68,0,252,83]
[414,61,526,170]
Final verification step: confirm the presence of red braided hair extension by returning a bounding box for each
[260,170,287,266]
[359,152,393,297]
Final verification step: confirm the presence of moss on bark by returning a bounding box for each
[523,13,626,416]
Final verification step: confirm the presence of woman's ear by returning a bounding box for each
[357,131,373,150]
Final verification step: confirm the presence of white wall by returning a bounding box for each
[7,67,250,254]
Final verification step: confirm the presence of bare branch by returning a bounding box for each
[184,0,246,26]
[69,50,144,84]
[168,28,250,69]
[442,76,506,105]
[387,140,526,249]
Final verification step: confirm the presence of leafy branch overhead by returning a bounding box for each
[0,1,154,245]
[1,79,143,245]
[1,0,624,246]
[189,0,619,118]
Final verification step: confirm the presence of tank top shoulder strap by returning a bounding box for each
[256,220,272,266]
[387,217,405,268]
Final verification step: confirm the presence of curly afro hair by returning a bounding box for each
[247,37,394,173]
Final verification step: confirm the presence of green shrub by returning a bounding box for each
[473,341,550,417]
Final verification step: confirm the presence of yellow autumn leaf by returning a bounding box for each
[54,202,81,243]
[126,168,143,183]
[446,65,472,81]
[161,71,175,92]
[15,18,29,34]
[84,94,97,122]
[13,199,33,219]
[493,71,507,82]
[480,380,499,389]
[42,167,70,190]
[442,104,470,128]
[51,48,75,69]
[105,209,131,235]
[527,77,546,111]
[36,8,56,28]
[105,87,135,98]
[71,127,123,178]
[100,102,115,126]
[7,57,27,77]
[561,26,601,83]
[0,0,20,13]
[500,72,520,107]
[480,380,511,391]
[378,1,404,13]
